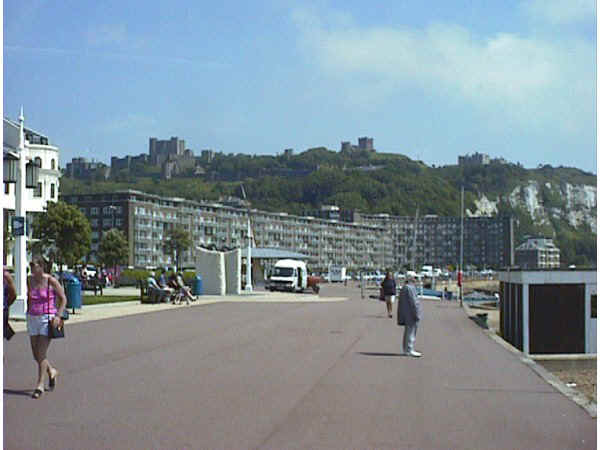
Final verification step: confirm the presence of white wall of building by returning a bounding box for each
[224,248,241,295]
[195,247,226,295]
[2,144,60,213]
[2,119,60,214]
[3,118,61,269]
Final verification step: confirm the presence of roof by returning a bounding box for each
[516,238,558,251]
[241,247,310,260]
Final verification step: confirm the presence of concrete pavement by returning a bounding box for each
[8,286,346,333]
[4,284,596,449]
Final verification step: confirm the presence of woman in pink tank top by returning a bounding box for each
[27,256,67,399]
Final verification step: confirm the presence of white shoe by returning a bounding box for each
[408,351,422,357]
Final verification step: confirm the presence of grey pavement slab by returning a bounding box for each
[3,285,596,449]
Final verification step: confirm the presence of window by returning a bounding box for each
[51,159,56,170]
[592,295,597,319]
[34,182,42,198]
[91,207,99,216]
[34,157,42,169]
[50,183,55,199]
[4,183,9,194]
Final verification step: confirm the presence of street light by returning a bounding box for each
[240,184,252,292]
[10,108,36,318]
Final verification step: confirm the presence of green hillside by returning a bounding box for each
[60,148,597,266]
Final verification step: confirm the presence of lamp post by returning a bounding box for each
[11,108,29,318]
[240,184,252,292]
[459,186,464,307]
[245,215,252,292]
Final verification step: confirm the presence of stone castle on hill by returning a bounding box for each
[66,136,215,180]
[64,135,507,182]
[64,136,379,181]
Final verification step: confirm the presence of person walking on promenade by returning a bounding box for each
[397,275,423,357]
[27,256,67,398]
[4,268,17,341]
[381,271,397,318]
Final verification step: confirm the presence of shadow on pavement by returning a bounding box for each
[357,352,406,357]
[4,388,34,398]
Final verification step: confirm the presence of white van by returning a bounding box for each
[268,259,308,292]
[329,266,347,283]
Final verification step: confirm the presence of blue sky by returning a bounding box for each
[4,0,597,172]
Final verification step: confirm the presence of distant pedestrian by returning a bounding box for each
[381,271,396,318]
[27,256,67,398]
[4,268,17,341]
[397,275,422,357]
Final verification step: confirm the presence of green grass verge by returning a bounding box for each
[80,295,140,306]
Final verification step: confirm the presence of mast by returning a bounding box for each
[460,186,464,306]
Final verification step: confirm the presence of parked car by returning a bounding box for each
[86,265,97,278]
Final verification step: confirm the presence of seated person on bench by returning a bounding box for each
[167,273,195,304]
[158,272,174,302]
[176,272,196,303]
[147,272,170,303]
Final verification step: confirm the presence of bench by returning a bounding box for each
[140,280,170,304]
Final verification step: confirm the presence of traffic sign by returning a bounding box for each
[12,216,25,236]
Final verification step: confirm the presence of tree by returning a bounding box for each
[98,229,129,281]
[31,201,91,271]
[164,227,192,271]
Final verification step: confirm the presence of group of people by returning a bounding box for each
[147,271,196,304]
[381,271,423,357]
[4,256,68,399]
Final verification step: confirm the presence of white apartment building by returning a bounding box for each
[62,190,392,271]
[3,117,61,264]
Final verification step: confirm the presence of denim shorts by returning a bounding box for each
[27,314,50,337]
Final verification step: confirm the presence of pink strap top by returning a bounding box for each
[28,282,57,316]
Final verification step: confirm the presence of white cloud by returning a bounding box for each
[521,0,596,25]
[292,9,595,134]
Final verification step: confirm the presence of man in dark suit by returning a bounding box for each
[397,276,423,357]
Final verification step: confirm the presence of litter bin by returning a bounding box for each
[192,275,203,296]
[65,278,82,311]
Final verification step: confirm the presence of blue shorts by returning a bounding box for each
[27,314,50,337]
